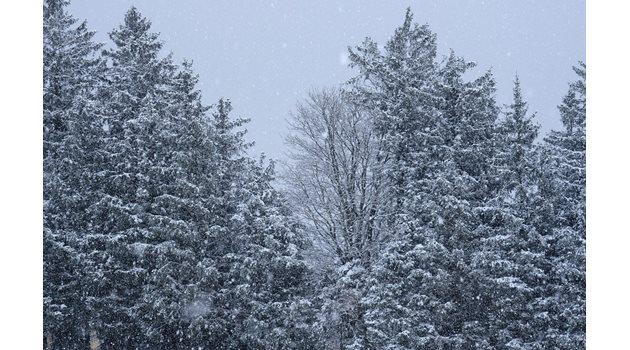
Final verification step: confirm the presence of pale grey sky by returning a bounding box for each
[69,0,585,160]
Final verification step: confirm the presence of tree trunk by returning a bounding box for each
[46,331,53,350]
[89,330,101,350]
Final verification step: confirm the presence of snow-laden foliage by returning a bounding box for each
[535,62,586,348]
[43,3,312,349]
[286,8,585,350]
[43,0,106,347]
[44,2,584,349]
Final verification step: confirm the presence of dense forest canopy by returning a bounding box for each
[43,1,585,349]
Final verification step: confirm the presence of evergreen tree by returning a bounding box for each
[345,10,443,348]
[209,100,316,349]
[81,7,179,347]
[536,62,586,349]
[43,0,104,347]
[348,10,515,348]
[472,77,547,348]
[347,8,439,218]
[495,76,540,198]
[43,0,103,160]
[134,62,225,348]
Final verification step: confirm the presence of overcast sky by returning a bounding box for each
[69,0,585,161]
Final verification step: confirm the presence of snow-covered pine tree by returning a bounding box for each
[471,77,548,348]
[536,62,586,349]
[428,52,504,348]
[495,76,540,199]
[133,61,225,348]
[209,100,316,349]
[43,0,105,347]
[346,10,446,349]
[80,7,180,347]
[345,10,443,349]
[347,8,439,221]
[43,0,104,161]
[348,10,522,348]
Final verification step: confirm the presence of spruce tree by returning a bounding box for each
[81,7,178,347]
[536,62,586,349]
[473,77,547,348]
[496,76,540,197]
[348,10,516,348]
[43,0,104,347]
[346,10,443,348]
[209,100,316,349]
[134,62,224,348]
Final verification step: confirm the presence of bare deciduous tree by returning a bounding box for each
[283,88,387,268]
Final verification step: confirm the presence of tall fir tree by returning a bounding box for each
[348,10,522,348]
[80,7,179,347]
[133,62,225,348]
[472,77,548,348]
[536,62,586,349]
[43,0,105,347]
[346,9,442,348]
[495,76,540,198]
[209,100,316,349]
